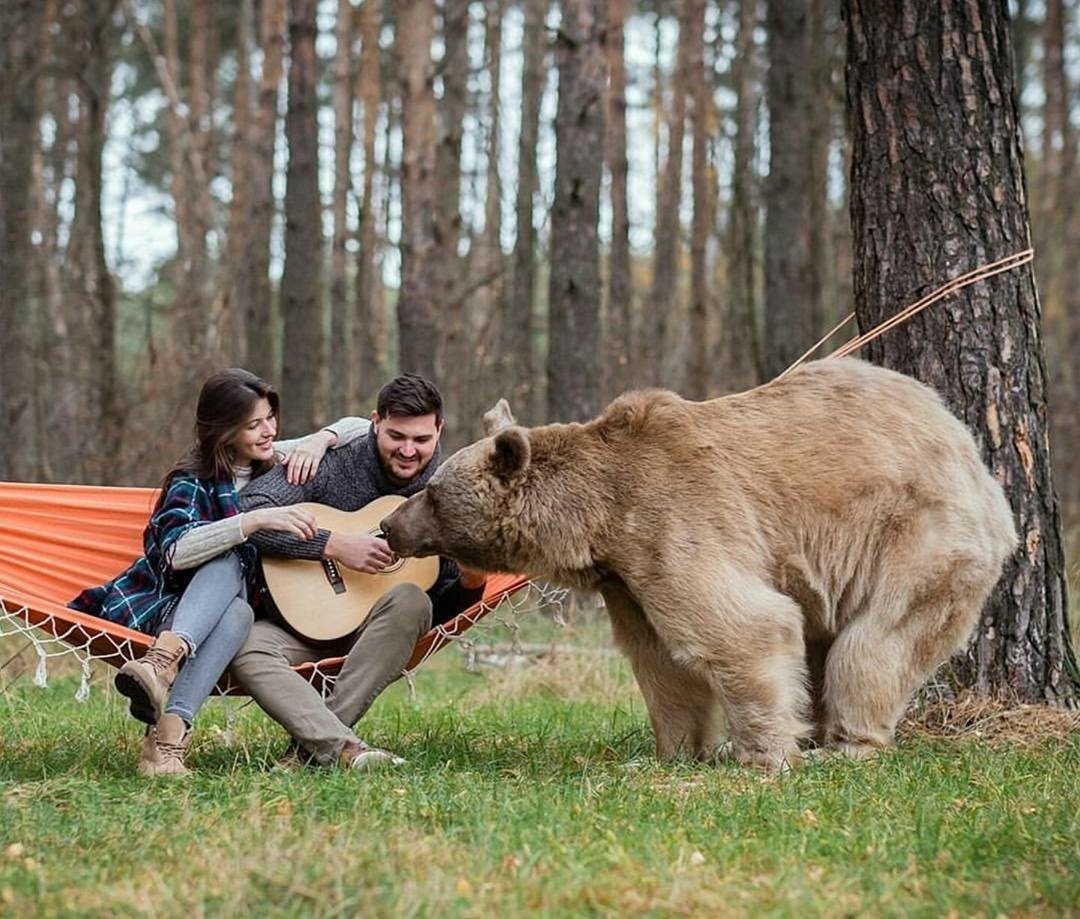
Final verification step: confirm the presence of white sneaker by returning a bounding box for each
[339,740,405,771]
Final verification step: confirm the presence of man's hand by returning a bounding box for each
[457,565,488,590]
[279,429,337,485]
[325,531,395,574]
[241,506,319,540]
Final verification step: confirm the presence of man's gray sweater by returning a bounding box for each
[240,430,478,621]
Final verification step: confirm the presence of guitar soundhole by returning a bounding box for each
[382,558,407,574]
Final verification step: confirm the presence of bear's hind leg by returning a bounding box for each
[823,564,991,758]
[601,580,720,762]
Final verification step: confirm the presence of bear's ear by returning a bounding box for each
[483,398,517,436]
[490,427,531,481]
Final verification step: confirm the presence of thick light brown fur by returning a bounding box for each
[381,359,1018,771]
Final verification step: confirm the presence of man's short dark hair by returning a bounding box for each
[377,373,444,425]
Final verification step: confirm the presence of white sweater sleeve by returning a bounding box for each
[273,416,370,456]
[168,515,247,571]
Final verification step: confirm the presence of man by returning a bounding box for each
[230,374,486,769]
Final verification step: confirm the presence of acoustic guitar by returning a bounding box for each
[260,495,439,642]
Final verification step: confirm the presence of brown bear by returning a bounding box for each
[380,358,1018,770]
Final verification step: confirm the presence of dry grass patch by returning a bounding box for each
[901,691,1080,747]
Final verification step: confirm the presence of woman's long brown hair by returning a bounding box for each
[155,369,279,508]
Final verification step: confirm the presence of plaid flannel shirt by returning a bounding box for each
[69,473,254,634]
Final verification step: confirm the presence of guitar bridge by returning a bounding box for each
[321,558,347,595]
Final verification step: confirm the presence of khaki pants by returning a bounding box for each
[230,582,433,765]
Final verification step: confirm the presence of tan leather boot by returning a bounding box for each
[115,631,189,725]
[137,714,191,777]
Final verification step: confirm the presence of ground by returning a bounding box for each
[1,607,1078,917]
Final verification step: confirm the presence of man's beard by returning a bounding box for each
[380,452,427,485]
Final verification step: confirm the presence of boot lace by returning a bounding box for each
[142,644,183,672]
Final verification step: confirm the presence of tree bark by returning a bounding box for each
[604,0,632,399]
[724,0,763,392]
[844,0,1080,705]
[505,0,546,422]
[280,0,323,433]
[355,0,385,405]
[547,0,606,423]
[763,0,818,380]
[0,0,47,481]
[396,0,439,380]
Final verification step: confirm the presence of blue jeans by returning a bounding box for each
[159,551,253,725]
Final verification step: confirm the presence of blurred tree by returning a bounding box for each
[68,0,121,483]
[397,0,439,379]
[547,0,606,422]
[1039,0,1079,531]
[239,0,287,384]
[647,5,688,387]
[686,0,711,400]
[280,0,323,433]
[354,0,386,407]
[763,0,818,380]
[604,0,632,400]
[328,0,355,417]
[505,0,547,423]
[845,0,1080,705]
[0,0,47,480]
[435,0,469,437]
[724,0,763,392]
[226,0,256,365]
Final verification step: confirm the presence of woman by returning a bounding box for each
[70,369,368,777]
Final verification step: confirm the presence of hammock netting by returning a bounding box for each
[0,482,564,703]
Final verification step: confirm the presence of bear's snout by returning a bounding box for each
[379,514,403,553]
[380,498,436,558]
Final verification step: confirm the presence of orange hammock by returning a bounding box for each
[0,482,543,697]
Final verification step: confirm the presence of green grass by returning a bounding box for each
[1,617,1078,918]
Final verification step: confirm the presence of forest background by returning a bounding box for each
[1,0,1078,703]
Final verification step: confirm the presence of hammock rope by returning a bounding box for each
[0,482,565,702]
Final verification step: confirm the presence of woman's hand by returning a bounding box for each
[280,430,337,485]
[241,506,319,540]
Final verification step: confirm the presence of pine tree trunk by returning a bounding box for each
[604,0,632,398]
[0,0,46,481]
[329,0,355,416]
[724,0,762,392]
[505,0,546,422]
[686,0,710,400]
[280,0,323,433]
[547,0,606,423]
[844,0,1080,705]
[763,0,816,380]
[396,0,439,380]
[355,0,385,406]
